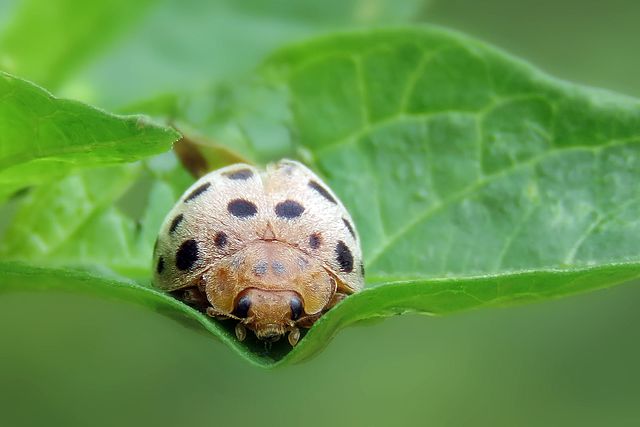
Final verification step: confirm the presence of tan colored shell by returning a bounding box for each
[152,159,364,317]
[204,240,336,315]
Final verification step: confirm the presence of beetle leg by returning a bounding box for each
[206,307,228,320]
[235,323,247,342]
[288,327,301,346]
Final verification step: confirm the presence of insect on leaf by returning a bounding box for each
[4,28,640,367]
[161,27,640,365]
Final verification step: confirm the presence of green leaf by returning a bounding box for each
[0,261,244,354]
[4,27,640,367]
[0,72,180,199]
[192,28,640,282]
[0,154,192,280]
[0,0,157,89]
[2,261,638,368]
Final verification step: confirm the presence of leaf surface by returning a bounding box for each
[0,155,192,280]
[0,72,179,199]
[196,29,640,283]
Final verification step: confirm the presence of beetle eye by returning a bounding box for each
[290,296,303,321]
[233,295,251,318]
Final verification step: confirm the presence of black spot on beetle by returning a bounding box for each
[281,162,296,176]
[169,214,184,234]
[309,232,322,249]
[253,260,268,276]
[342,218,356,239]
[275,200,305,219]
[360,262,365,277]
[224,168,253,180]
[214,231,227,247]
[335,240,354,273]
[227,198,258,218]
[176,239,199,270]
[156,256,165,274]
[272,260,286,275]
[184,182,211,202]
[308,180,337,204]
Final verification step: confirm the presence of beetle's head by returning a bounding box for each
[231,288,304,346]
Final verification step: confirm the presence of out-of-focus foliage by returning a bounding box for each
[59,0,426,108]
[0,0,157,89]
[427,0,640,98]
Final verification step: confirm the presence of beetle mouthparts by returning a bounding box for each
[255,324,285,342]
[261,332,281,343]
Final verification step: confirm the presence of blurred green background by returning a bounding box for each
[1,0,640,426]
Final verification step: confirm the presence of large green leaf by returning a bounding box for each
[3,27,640,367]
[164,27,640,362]
[180,28,640,282]
[0,72,180,199]
[0,0,156,89]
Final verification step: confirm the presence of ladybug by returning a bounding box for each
[153,159,364,346]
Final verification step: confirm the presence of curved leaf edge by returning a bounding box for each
[264,25,640,106]
[2,261,638,368]
[0,261,256,363]
[0,71,182,172]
